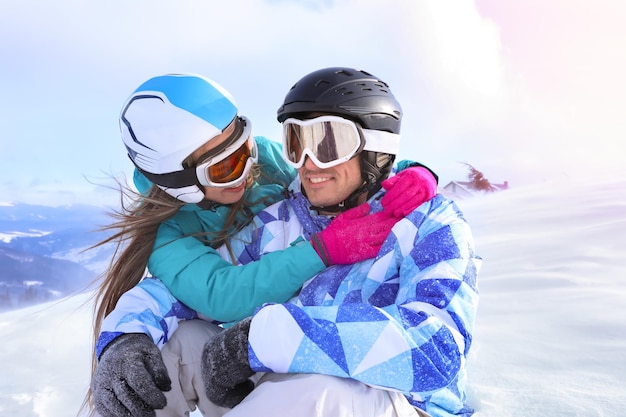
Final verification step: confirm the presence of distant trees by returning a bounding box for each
[462,163,495,192]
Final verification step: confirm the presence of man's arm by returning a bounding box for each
[247,196,480,396]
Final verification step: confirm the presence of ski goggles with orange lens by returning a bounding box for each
[282,116,365,169]
[195,116,258,188]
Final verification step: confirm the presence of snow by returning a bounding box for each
[0,294,93,416]
[1,171,625,416]
[0,230,52,244]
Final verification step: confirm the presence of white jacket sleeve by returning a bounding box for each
[96,277,198,358]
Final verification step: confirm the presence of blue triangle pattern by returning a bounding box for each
[412,225,461,270]
[236,225,264,264]
[290,336,349,377]
[336,303,389,322]
[414,278,462,308]
[336,320,388,373]
[284,303,349,373]
[353,349,414,391]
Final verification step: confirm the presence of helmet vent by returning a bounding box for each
[355,82,372,92]
[336,69,355,77]
[335,86,354,96]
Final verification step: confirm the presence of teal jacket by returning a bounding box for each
[140,136,326,323]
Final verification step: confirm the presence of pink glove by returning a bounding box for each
[311,203,398,266]
[381,167,438,218]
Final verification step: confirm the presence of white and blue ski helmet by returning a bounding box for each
[120,73,239,203]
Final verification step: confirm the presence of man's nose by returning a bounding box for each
[303,156,322,170]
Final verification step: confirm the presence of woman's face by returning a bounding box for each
[188,120,247,205]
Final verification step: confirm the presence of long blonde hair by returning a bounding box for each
[82,167,260,415]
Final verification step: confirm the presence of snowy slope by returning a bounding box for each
[0,293,93,416]
[460,172,626,416]
[0,171,624,416]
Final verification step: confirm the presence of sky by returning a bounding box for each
[1,169,625,416]
[1,0,626,207]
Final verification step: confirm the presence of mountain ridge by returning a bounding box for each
[0,202,115,311]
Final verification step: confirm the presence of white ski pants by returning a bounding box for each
[159,319,431,417]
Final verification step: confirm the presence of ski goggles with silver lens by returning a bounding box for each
[195,116,258,188]
[282,116,365,169]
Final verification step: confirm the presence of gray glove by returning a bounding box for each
[92,333,171,417]
[201,317,254,408]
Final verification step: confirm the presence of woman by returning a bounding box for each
[86,73,437,416]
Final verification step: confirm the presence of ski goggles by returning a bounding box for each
[282,115,402,169]
[282,116,365,169]
[195,116,258,188]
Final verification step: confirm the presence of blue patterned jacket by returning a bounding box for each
[98,178,480,417]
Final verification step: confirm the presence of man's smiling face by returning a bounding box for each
[298,154,363,208]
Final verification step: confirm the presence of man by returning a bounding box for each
[93,67,479,417]
[199,67,480,417]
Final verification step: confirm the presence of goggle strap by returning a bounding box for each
[133,161,199,188]
[362,129,401,155]
[194,116,247,165]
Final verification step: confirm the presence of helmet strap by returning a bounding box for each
[131,156,211,205]
[196,199,219,210]
[307,182,370,215]
[132,160,198,189]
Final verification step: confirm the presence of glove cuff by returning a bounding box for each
[310,234,331,266]
[99,333,148,361]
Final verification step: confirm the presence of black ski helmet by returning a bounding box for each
[277,67,402,211]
